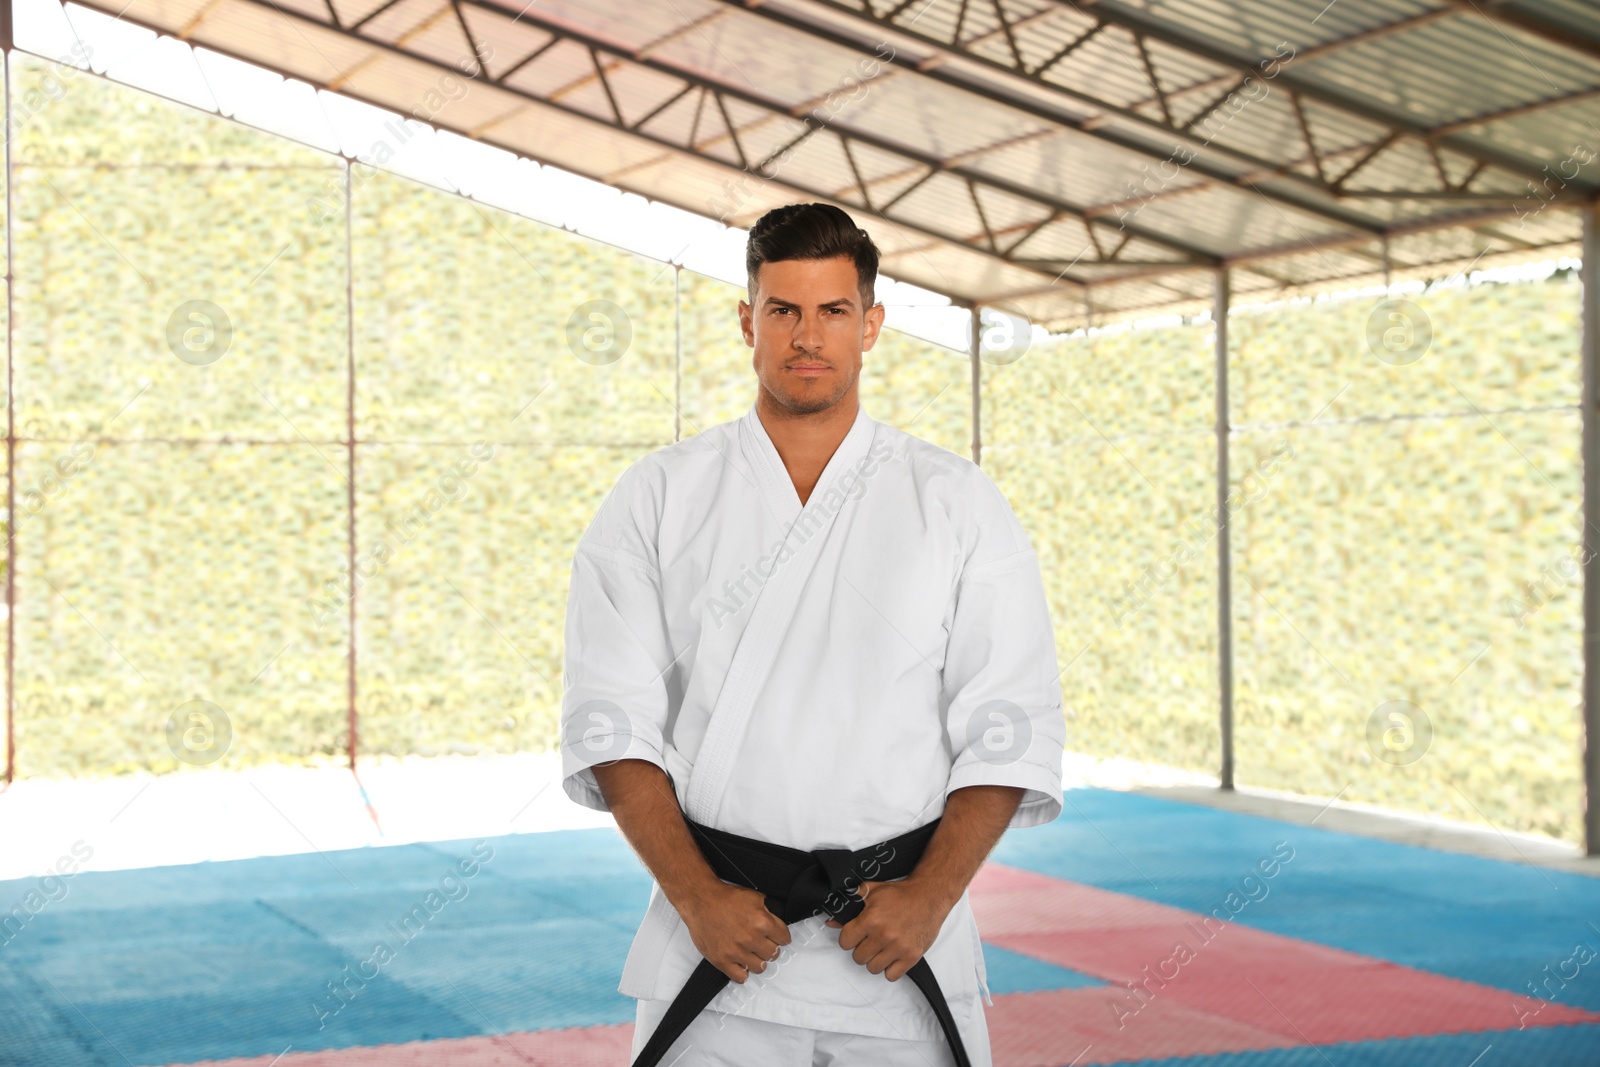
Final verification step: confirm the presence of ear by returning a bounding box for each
[738,299,755,348]
[861,300,886,352]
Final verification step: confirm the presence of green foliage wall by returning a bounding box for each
[983,321,1220,776]
[6,53,1587,841]
[1227,282,1582,841]
[985,281,1583,841]
[13,54,349,775]
[6,54,973,777]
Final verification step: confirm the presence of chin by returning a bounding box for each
[782,381,847,412]
[782,393,837,415]
[762,368,853,415]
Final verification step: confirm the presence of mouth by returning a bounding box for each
[786,364,830,378]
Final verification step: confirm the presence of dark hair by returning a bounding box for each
[745,203,880,306]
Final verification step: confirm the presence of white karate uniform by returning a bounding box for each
[627,992,992,1066]
[560,401,1064,1060]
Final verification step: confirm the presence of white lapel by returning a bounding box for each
[683,401,878,824]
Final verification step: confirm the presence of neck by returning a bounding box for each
[756,388,859,505]
[757,390,857,455]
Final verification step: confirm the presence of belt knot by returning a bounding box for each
[780,847,869,924]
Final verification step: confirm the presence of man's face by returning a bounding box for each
[739,256,885,416]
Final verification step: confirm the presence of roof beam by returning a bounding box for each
[1072,0,1588,191]
[957,5,1057,51]
[1430,84,1600,135]
[1292,8,1459,62]
[56,0,1585,320]
[1006,195,1554,300]
[67,0,1108,296]
[1438,0,1600,63]
[457,0,1220,265]
[680,0,1390,233]
[1222,202,1535,267]
[745,0,1588,203]
[867,1,1579,208]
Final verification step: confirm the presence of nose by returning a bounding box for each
[793,310,823,354]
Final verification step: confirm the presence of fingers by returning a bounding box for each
[719,932,784,985]
[719,949,772,984]
[741,941,781,968]
[760,913,792,946]
[853,939,890,972]
[836,916,877,961]
[830,881,881,945]
[835,914,867,951]
[838,916,914,976]
[854,938,915,978]
[826,880,876,930]
[737,888,789,945]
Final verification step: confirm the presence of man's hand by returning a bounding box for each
[591,759,794,986]
[679,881,792,984]
[826,877,952,982]
[827,784,1025,982]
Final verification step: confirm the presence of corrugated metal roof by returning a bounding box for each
[52,0,1600,330]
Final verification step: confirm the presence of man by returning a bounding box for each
[560,202,1064,1066]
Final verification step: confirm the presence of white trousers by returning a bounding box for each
[629,993,994,1067]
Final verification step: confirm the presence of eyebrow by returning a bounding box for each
[763,296,858,311]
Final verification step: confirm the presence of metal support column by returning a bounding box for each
[1215,268,1235,791]
[1582,203,1600,854]
[344,159,359,772]
[3,4,16,785]
[674,264,682,443]
[970,304,983,466]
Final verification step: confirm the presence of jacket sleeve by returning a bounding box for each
[939,472,1066,828]
[559,461,676,813]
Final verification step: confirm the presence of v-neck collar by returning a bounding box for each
[740,400,876,525]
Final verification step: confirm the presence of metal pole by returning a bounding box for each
[970,304,982,466]
[674,264,682,444]
[345,159,358,772]
[1582,202,1600,854]
[1215,267,1234,791]
[3,8,15,785]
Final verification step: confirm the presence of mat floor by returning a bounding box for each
[2,788,1596,1066]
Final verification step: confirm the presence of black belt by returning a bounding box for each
[630,817,973,1067]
